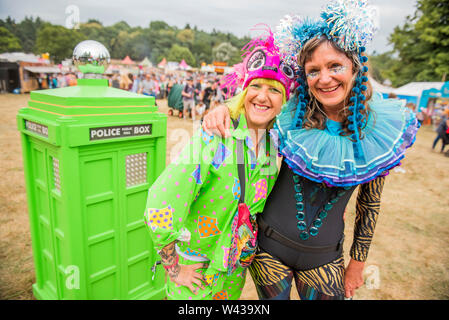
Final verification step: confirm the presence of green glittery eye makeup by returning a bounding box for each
[306,71,320,79]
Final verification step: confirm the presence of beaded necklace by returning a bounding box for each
[293,174,351,240]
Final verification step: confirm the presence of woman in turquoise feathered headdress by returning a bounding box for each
[202,0,419,300]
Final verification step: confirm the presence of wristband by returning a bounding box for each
[162,254,179,271]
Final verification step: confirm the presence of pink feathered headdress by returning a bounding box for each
[221,24,298,100]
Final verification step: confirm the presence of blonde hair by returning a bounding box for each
[226,78,287,123]
[119,73,132,90]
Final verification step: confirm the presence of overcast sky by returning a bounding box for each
[0,0,418,54]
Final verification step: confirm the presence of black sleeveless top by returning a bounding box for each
[258,160,357,270]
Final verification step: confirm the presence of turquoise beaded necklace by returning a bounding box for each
[293,174,351,240]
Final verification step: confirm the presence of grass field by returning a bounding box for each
[0,93,448,300]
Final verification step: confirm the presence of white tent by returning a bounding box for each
[0,52,48,64]
[393,82,444,97]
[369,77,395,95]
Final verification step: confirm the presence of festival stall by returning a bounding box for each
[418,81,449,111]
[0,52,56,93]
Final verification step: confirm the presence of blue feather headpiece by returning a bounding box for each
[274,0,379,160]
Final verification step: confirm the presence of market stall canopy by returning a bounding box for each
[394,82,444,97]
[179,59,189,70]
[369,77,394,94]
[24,66,61,73]
[139,57,152,67]
[157,58,167,68]
[121,56,135,65]
[200,64,215,73]
[418,81,449,111]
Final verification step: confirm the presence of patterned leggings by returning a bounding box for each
[248,248,345,300]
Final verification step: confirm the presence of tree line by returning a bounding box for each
[1,0,447,87]
[0,16,250,69]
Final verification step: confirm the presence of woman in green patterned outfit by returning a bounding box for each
[144,28,297,300]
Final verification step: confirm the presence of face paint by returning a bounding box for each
[306,65,348,79]
[306,71,320,79]
[330,65,348,75]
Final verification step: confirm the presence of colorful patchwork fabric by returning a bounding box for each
[222,246,230,269]
[201,128,214,145]
[213,290,229,300]
[145,206,174,231]
[211,142,232,169]
[198,216,221,238]
[184,248,207,259]
[204,273,220,286]
[191,164,202,184]
[232,178,241,200]
[254,178,268,202]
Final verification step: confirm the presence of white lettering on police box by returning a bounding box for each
[90,124,152,140]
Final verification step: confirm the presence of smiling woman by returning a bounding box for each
[245,81,284,130]
[226,78,286,131]
[299,36,373,133]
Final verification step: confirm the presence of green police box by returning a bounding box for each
[17,78,167,299]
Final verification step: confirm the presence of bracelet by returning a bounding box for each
[162,254,179,271]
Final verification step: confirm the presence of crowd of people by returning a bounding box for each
[44,73,78,89]
[40,69,228,121]
[108,70,227,120]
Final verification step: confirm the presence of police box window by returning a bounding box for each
[90,124,152,141]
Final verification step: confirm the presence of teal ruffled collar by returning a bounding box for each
[271,92,420,187]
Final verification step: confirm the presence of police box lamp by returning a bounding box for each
[72,40,110,77]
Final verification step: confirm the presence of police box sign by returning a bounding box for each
[90,124,152,141]
[25,120,48,138]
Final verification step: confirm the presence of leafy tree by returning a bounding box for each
[388,0,449,86]
[35,23,86,63]
[86,19,103,25]
[0,26,22,52]
[177,29,194,45]
[167,44,196,66]
[0,16,43,53]
[3,16,256,68]
[212,42,237,63]
[79,21,111,51]
[149,20,170,31]
[368,51,400,84]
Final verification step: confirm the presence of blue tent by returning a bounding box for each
[418,81,449,111]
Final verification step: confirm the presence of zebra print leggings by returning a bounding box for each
[248,247,345,300]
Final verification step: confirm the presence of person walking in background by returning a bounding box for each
[139,73,156,96]
[111,73,120,88]
[119,73,132,91]
[130,74,140,93]
[181,77,195,120]
[202,81,216,116]
[432,114,449,153]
